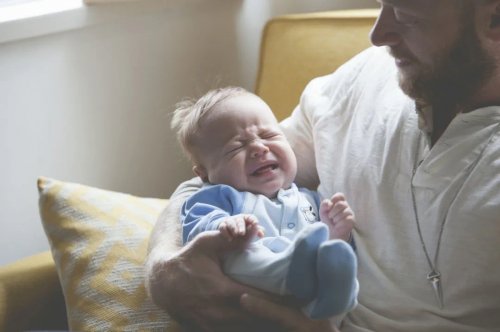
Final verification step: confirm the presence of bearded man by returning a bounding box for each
[146,1,500,331]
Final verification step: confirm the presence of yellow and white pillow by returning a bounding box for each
[38,177,180,332]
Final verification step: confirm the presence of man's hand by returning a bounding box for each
[319,193,355,242]
[148,230,283,331]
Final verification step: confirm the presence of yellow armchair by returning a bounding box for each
[0,9,377,331]
[256,9,377,121]
[0,251,67,331]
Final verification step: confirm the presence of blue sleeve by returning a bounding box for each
[180,184,246,244]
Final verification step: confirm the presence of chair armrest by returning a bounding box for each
[0,251,68,331]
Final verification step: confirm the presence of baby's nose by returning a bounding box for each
[250,141,270,158]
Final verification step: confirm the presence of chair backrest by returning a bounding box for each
[255,9,379,121]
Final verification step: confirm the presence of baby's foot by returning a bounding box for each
[305,239,358,319]
[285,223,328,301]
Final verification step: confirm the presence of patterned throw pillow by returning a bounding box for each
[38,177,181,332]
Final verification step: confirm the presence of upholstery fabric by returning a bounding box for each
[0,251,67,331]
[38,177,180,332]
[256,9,376,121]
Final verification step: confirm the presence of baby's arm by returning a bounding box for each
[219,214,265,241]
[319,193,355,242]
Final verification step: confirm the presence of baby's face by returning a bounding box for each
[192,93,297,198]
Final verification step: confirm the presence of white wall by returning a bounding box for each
[0,0,377,265]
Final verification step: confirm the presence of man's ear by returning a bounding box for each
[193,165,209,182]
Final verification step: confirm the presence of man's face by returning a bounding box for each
[370,0,496,108]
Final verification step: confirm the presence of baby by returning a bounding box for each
[171,86,358,319]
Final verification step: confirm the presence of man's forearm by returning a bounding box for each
[147,177,204,254]
[145,177,203,300]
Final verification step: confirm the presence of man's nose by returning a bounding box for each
[370,6,402,47]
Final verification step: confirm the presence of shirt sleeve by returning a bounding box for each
[280,47,378,190]
[180,184,246,244]
[280,98,319,190]
[170,176,204,200]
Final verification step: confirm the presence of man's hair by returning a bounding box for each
[171,86,248,162]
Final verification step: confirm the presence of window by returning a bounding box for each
[0,0,37,6]
[0,0,82,24]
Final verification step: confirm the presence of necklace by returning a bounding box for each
[410,120,500,308]
[410,134,445,308]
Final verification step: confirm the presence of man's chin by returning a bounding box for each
[397,73,421,101]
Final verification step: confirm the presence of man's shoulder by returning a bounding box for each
[341,46,394,82]
[303,47,397,104]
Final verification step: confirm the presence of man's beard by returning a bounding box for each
[397,22,496,112]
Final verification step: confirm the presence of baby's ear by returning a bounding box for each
[193,165,209,182]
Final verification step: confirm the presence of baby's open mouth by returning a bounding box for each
[251,163,278,176]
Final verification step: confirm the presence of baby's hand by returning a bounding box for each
[319,193,355,242]
[218,214,265,242]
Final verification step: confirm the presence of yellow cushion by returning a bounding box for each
[256,9,378,121]
[38,177,180,332]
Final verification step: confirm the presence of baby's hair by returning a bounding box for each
[171,86,249,162]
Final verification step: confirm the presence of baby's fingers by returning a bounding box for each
[329,200,354,221]
[243,214,259,227]
[330,192,346,205]
[232,215,249,236]
[247,223,265,238]
[219,222,234,241]
[319,199,333,221]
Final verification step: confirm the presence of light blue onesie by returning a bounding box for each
[181,183,358,319]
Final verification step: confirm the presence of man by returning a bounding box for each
[146,1,500,331]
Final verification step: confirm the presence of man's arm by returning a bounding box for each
[145,178,199,308]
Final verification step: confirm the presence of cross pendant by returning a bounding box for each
[427,270,443,308]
